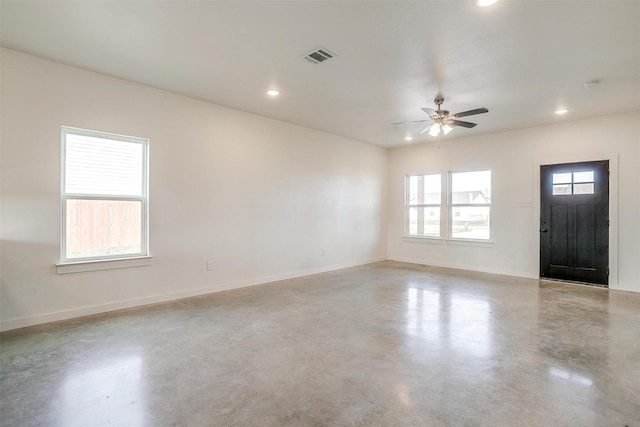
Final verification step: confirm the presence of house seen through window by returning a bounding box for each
[450,170,491,240]
[405,170,491,240]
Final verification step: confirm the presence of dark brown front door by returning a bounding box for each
[540,160,609,286]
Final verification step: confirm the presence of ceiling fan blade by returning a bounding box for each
[451,107,489,118]
[418,126,430,134]
[421,108,440,119]
[391,119,431,126]
[449,119,477,128]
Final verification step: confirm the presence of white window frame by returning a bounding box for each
[405,173,442,238]
[448,169,491,241]
[60,126,149,264]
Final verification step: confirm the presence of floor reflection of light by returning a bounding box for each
[394,382,412,408]
[549,367,593,386]
[407,287,440,340]
[450,295,491,358]
[406,288,493,359]
[59,355,144,426]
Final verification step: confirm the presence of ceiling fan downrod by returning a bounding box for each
[433,96,449,118]
[434,95,444,111]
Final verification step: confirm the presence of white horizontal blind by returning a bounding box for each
[65,133,143,197]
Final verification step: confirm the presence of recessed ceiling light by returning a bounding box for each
[267,89,280,97]
[555,108,568,115]
[475,0,498,7]
[404,136,413,142]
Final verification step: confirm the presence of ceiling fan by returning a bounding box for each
[393,95,489,137]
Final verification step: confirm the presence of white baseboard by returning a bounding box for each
[1,256,386,332]
[387,256,538,280]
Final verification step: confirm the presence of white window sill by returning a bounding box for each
[403,236,443,244]
[56,256,153,274]
[445,239,494,247]
[403,236,494,247]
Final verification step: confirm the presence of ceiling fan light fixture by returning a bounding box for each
[393,95,488,138]
[428,123,441,137]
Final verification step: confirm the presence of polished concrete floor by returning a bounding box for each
[1,261,639,426]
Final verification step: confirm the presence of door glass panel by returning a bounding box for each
[553,184,572,195]
[573,183,594,195]
[573,171,594,183]
[553,173,572,184]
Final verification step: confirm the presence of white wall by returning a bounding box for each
[2,48,638,332]
[0,49,388,331]
[387,111,640,292]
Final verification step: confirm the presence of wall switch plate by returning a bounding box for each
[322,248,326,256]
[519,200,533,207]
[207,261,214,271]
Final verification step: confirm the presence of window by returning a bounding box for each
[450,170,491,240]
[61,127,149,263]
[406,174,441,237]
[553,170,594,195]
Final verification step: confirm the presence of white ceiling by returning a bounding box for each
[2,1,639,147]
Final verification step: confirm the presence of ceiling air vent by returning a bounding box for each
[304,48,335,64]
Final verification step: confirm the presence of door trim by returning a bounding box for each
[533,153,619,287]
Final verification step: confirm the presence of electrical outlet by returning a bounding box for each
[207,261,214,271]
